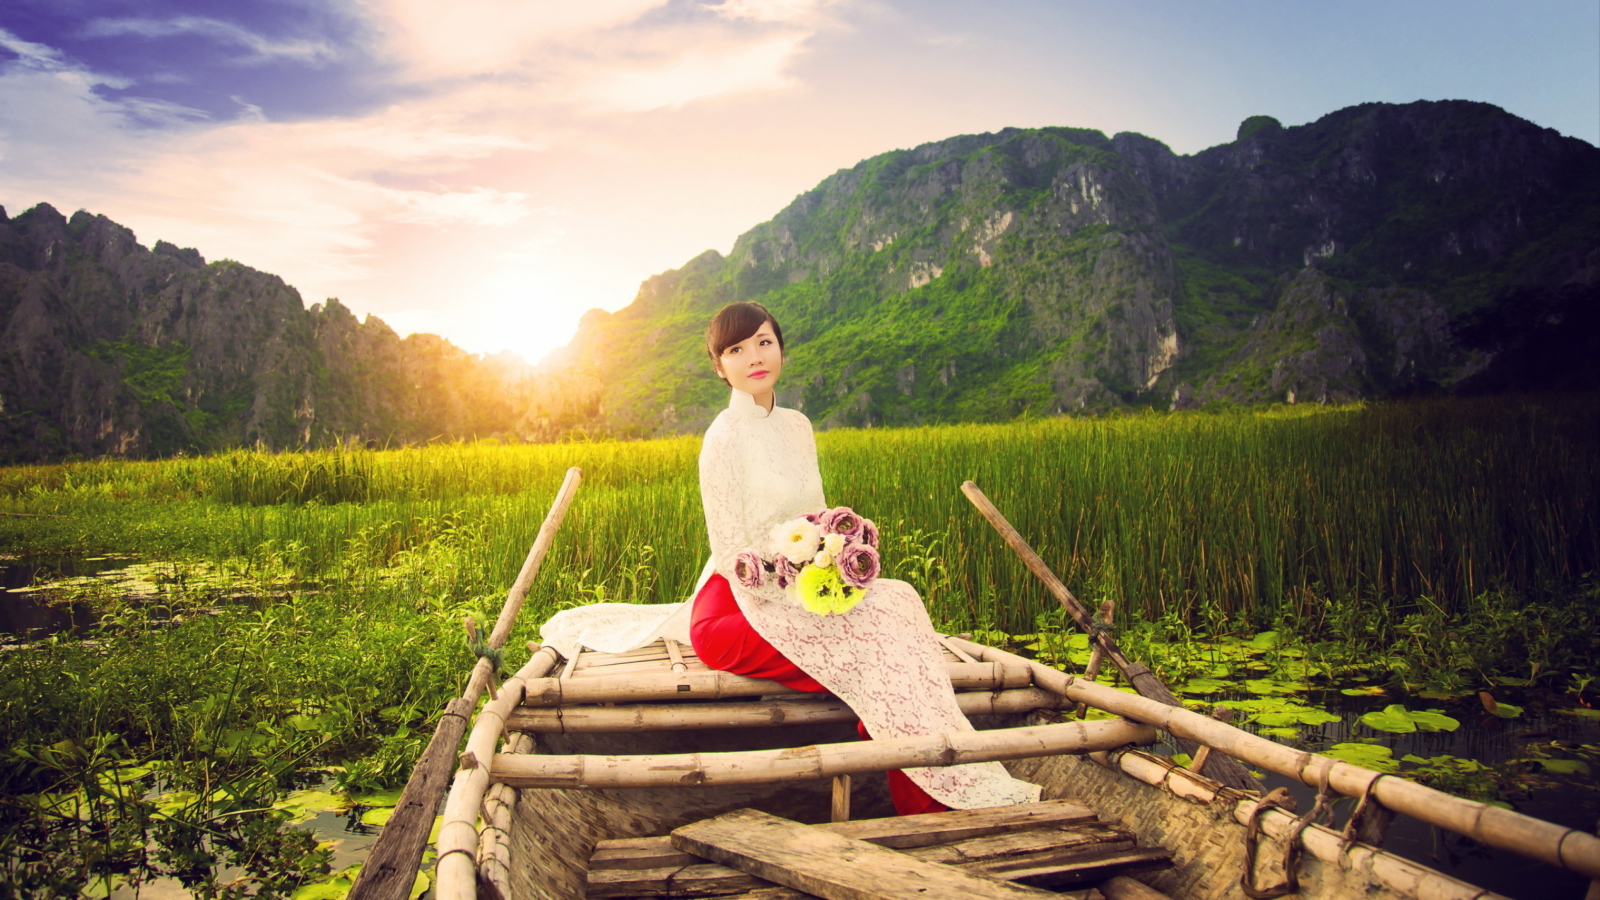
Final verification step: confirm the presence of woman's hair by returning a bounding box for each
[705,302,785,383]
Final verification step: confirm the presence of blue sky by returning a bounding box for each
[1,0,1595,361]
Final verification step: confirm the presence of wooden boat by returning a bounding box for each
[346,469,1600,900]
[426,633,1598,900]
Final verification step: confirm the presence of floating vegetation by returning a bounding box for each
[1358,705,1462,734]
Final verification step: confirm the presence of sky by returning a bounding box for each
[1,1,1596,364]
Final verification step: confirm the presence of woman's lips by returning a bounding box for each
[749,370,769,379]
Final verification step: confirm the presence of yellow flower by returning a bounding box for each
[796,564,863,616]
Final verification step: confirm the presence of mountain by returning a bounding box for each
[3,100,1596,463]
[0,204,536,463]
[543,100,1600,436]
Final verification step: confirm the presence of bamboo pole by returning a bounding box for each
[489,718,1157,789]
[1073,599,1113,719]
[504,688,1066,734]
[947,636,1600,881]
[1092,747,1511,900]
[960,481,1259,792]
[520,660,1033,706]
[1186,706,1232,774]
[476,733,533,900]
[437,647,562,900]
[350,468,581,900]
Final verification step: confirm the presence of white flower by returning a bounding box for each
[814,550,834,569]
[769,518,822,566]
[823,533,845,556]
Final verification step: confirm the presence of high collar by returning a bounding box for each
[728,387,774,419]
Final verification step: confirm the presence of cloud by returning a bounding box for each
[0,1,847,358]
[366,0,671,79]
[82,16,341,66]
[709,0,840,24]
[579,31,809,112]
[0,27,82,73]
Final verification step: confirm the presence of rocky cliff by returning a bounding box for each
[4,100,1596,461]
[0,205,534,462]
[546,100,1599,436]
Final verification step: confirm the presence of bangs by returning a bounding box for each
[706,302,785,360]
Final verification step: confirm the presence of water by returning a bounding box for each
[0,555,134,642]
[1159,689,1600,899]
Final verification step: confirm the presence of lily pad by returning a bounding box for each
[1478,692,1523,719]
[360,806,395,827]
[1254,707,1341,728]
[1246,631,1282,651]
[1556,708,1600,721]
[1323,743,1400,773]
[1176,678,1233,695]
[274,789,348,824]
[1242,678,1308,696]
[409,872,430,900]
[1532,759,1590,775]
[291,867,357,900]
[353,788,403,808]
[1340,686,1386,696]
[1359,704,1460,734]
[1261,726,1301,739]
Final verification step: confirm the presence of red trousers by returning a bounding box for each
[690,573,946,816]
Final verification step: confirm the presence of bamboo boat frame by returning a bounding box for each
[403,471,1600,900]
[432,634,1600,900]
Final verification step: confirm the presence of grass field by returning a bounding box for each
[1,393,1597,896]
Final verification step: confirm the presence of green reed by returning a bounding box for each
[1,394,1595,895]
[3,394,1595,636]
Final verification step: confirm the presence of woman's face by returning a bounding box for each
[715,321,783,408]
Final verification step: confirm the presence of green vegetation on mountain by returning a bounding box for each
[1,101,1596,461]
[550,100,1600,437]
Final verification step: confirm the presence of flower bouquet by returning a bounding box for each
[732,506,882,616]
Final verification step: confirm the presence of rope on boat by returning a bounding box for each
[464,615,505,699]
[1340,773,1392,850]
[1241,761,1337,899]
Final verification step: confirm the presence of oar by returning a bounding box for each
[961,480,1260,792]
[349,467,583,900]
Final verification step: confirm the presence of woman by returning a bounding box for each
[540,302,1038,814]
[688,302,1038,814]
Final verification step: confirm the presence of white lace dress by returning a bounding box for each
[542,388,1040,810]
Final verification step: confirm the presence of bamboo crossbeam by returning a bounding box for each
[489,718,1156,789]
[945,636,1600,881]
[505,688,1067,734]
[521,660,1034,706]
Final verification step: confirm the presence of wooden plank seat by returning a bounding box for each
[520,637,1038,710]
[585,801,1172,898]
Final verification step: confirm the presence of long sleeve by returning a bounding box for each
[699,419,749,580]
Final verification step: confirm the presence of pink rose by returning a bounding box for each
[734,551,766,589]
[772,555,799,589]
[836,542,880,590]
[858,517,879,549]
[819,506,863,539]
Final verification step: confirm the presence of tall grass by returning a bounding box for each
[2,394,1594,636]
[1,394,1595,895]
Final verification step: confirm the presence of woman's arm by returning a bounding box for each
[699,420,749,580]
